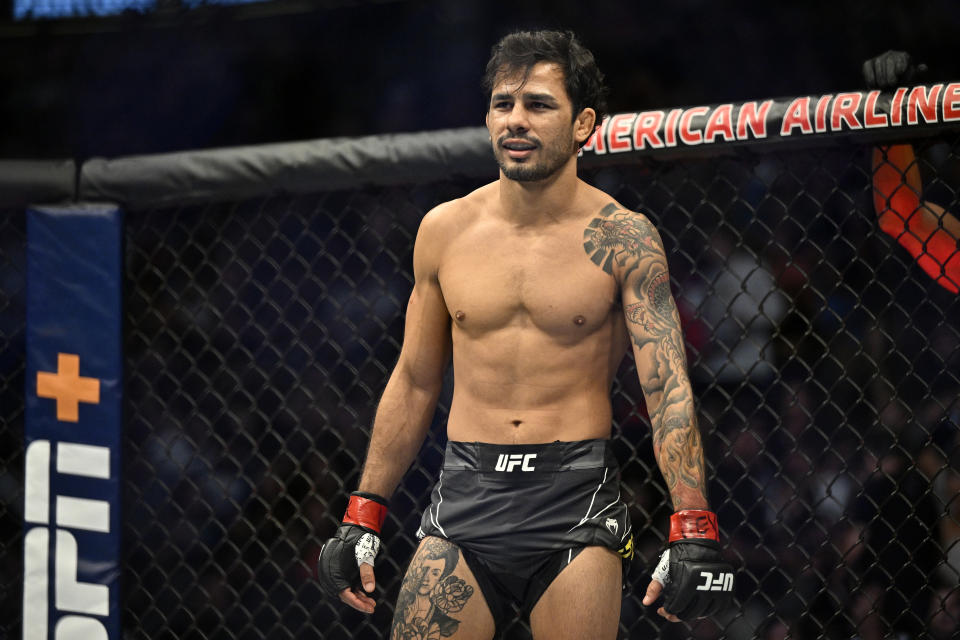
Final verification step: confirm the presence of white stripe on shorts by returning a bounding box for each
[430,469,448,537]
[567,467,609,532]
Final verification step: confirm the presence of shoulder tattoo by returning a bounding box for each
[583,203,664,275]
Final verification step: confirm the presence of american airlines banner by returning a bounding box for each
[582,83,960,156]
[24,205,123,640]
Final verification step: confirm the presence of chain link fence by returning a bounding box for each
[2,130,959,639]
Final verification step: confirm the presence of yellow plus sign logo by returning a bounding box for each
[36,353,101,423]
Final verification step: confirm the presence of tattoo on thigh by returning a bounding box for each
[391,538,475,640]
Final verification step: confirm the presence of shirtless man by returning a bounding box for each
[317,30,733,638]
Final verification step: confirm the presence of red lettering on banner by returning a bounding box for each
[704,104,735,143]
[633,111,665,149]
[944,83,960,122]
[679,106,709,145]
[831,92,863,131]
[891,87,907,126]
[863,90,888,128]
[582,117,608,154]
[736,100,771,139]
[664,108,682,147]
[907,84,942,124]
[607,113,636,153]
[815,95,832,133]
[780,97,812,135]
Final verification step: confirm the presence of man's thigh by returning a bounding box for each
[529,546,622,640]
[390,536,495,640]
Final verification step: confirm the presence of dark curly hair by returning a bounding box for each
[482,30,608,139]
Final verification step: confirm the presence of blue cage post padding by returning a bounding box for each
[23,204,123,640]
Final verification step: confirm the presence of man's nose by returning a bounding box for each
[506,105,530,132]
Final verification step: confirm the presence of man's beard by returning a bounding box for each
[494,134,576,182]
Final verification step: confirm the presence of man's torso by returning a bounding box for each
[430,182,630,443]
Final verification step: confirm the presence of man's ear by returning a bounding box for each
[574,108,597,145]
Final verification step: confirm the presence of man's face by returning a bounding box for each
[418,557,445,595]
[486,61,593,182]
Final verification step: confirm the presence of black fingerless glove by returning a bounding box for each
[316,492,388,597]
[653,510,735,620]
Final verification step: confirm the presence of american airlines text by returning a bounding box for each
[582,83,960,154]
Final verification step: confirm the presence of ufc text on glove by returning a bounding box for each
[650,509,735,620]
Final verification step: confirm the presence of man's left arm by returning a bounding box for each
[614,212,706,511]
[600,206,733,621]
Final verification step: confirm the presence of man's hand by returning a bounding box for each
[643,549,680,622]
[642,510,734,621]
[862,50,927,89]
[317,492,388,614]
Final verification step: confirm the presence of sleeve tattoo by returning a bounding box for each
[584,203,708,510]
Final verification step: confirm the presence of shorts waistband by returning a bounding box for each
[442,439,615,473]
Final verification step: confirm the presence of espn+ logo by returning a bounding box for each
[23,440,112,639]
[494,453,537,472]
[695,570,734,592]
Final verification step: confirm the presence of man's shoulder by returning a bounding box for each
[419,183,496,236]
[581,192,657,231]
[581,195,665,279]
[438,182,497,215]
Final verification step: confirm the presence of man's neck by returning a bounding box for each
[496,159,582,226]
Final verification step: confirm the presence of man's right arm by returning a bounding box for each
[317,205,452,612]
[357,206,453,496]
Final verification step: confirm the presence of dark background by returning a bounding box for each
[0,0,958,160]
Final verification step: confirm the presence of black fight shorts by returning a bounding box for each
[416,439,633,629]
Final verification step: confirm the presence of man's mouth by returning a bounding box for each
[501,139,538,158]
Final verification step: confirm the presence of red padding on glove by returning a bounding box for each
[668,510,719,542]
[343,494,388,533]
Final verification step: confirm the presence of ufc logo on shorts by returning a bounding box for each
[695,570,734,592]
[494,453,536,472]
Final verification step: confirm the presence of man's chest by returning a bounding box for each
[437,222,620,335]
